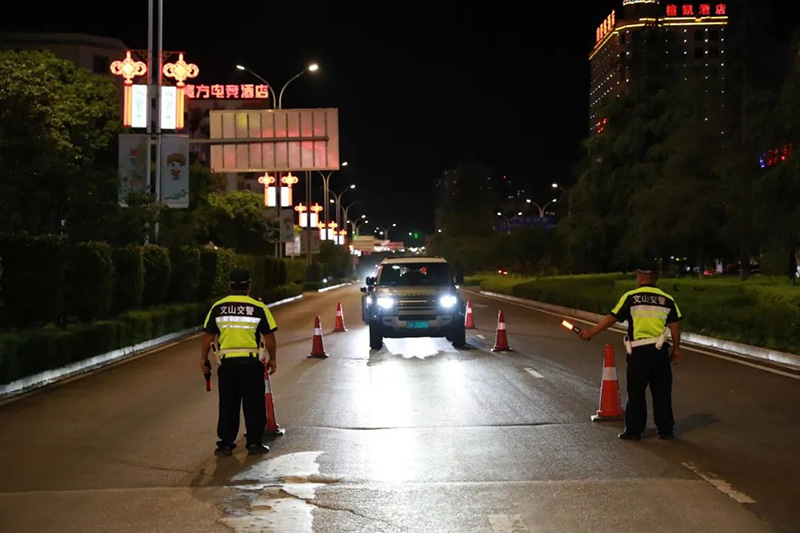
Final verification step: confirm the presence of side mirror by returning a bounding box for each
[454,273,465,285]
[360,287,367,293]
[366,276,376,287]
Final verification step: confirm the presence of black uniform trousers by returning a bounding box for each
[217,357,266,448]
[625,345,674,436]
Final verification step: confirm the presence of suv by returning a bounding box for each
[361,256,466,350]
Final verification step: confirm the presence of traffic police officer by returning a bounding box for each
[200,269,277,456]
[580,260,682,440]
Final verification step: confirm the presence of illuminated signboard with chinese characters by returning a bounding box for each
[665,3,727,16]
[186,84,270,100]
[596,10,616,43]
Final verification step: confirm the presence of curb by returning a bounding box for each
[470,289,800,373]
[318,282,352,293]
[0,294,305,401]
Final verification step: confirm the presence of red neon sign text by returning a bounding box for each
[666,4,726,16]
[186,84,270,100]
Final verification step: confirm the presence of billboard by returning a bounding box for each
[208,108,340,172]
[160,134,190,208]
[118,134,149,206]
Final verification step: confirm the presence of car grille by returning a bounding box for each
[396,297,437,312]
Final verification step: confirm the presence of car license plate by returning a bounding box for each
[407,321,429,329]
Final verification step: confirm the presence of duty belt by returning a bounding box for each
[623,329,668,355]
[211,342,268,361]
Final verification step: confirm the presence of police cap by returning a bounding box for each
[229,269,251,289]
[636,259,660,276]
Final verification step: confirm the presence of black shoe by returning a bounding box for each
[214,445,234,456]
[246,443,270,455]
[618,432,641,441]
[659,433,675,440]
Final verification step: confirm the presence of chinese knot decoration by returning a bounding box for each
[162,53,199,87]
[110,51,147,85]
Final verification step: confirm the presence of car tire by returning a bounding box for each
[369,323,383,350]
[450,325,466,349]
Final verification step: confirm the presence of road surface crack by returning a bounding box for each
[113,460,197,475]
[279,488,396,528]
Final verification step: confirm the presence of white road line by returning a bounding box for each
[488,514,530,533]
[466,290,800,381]
[682,463,756,504]
[524,368,544,379]
[477,334,486,340]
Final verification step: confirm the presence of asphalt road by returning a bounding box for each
[0,285,798,533]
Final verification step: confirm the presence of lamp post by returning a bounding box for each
[339,201,360,240]
[354,219,369,235]
[551,182,570,215]
[377,223,397,241]
[526,199,558,218]
[318,161,348,232]
[330,184,356,230]
[235,65,277,107]
[237,62,318,109]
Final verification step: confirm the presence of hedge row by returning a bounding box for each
[0,235,295,329]
[0,301,209,385]
[475,273,800,355]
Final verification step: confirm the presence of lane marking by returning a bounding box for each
[466,290,800,381]
[524,368,544,379]
[488,514,530,533]
[682,462,756,504]
[477,334,486,340]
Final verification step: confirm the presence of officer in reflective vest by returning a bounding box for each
[580,260,682,441]
[200,269,277,456]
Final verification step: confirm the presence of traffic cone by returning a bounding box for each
[333,302,347,332]
[465,300,476,329]
[591,344,624,422]
[263,360,285,436]
[308,316,329,358]
[491,310,512,352]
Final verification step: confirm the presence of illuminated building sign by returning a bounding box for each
[596,11,617,43]
[186,84,270,100]
[759,144,793,169]
[666,4,726,17]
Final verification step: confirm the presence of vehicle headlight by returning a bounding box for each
[377,297,395,309]
[439,295,458,308]
[366,296,374,305]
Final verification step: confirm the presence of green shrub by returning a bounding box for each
[168,246,201,302]
[66,241,114,322]
[142,245,171,306]
[0,301,210,385]
[112,246,144,313]
[199,247,236,299]
[307,261,324,282]
[263,283,303,303]
[285,258,308,284]
[0,234,66,328]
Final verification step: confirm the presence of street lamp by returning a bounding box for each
[318,161,349,229]
[528,199,558,218]
[331,184,356,230]
[236,62,319,109]
[552,182,570,215]
[377,223,397,241]
[235,64,277,107]
[354,220,369,235]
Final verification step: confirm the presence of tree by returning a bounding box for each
[192,191,277,253]
[0,50,120,236]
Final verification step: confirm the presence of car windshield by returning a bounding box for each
[377,263,451,287]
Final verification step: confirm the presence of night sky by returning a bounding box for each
[2,1,794,237]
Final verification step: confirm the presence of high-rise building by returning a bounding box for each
[589,1,729,132]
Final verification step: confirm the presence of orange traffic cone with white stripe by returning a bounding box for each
[263,360,285,436]
[465,300,476,329]
[333,302,347,332]
[308,316,329,358]
[591,344,624,422]
[491,310,512,352]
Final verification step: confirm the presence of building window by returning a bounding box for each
[694,30,705,41]
[695,47,705,59]
[709,29,719,41]
[92,55,109,74]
